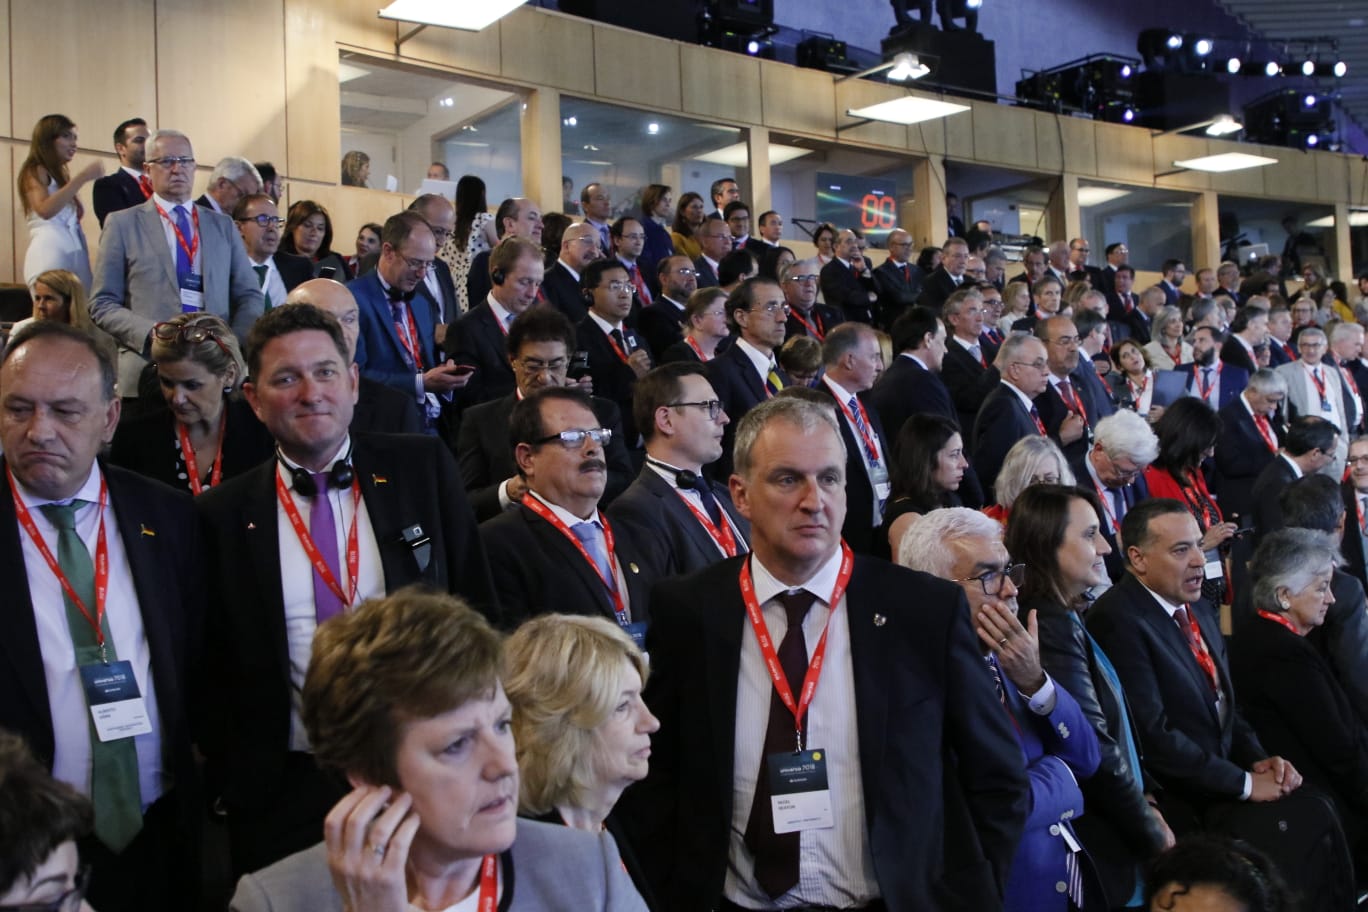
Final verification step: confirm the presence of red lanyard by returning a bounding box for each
[1193,363,1222,402]
[602,325,632,365]
[1179,469,1222,530]
[1256,609,1302,636]
[685,336,709,361]
[1341,364,1361,398]
[9,468,112,660]
[1091,473,1122,536]
[392,302,425,370]
[1253,413,1277,453]
[1058,380,1089,423]
[477,854,497,912]
[1164,342,1182,364]
[1306,364,1330,403]
[1127,373,1149,403]
[673,489,739,557]
[153,200,200,265]
[828,386,881,463]
[520,495,628,625]
[1029,405,1047,436]
[1178,606,1220,693]
[274,470,360,607]
[790,310,825,342]
[739,542,853,752]
[177,411,225,496]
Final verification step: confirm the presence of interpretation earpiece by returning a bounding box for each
[491,267,506,286]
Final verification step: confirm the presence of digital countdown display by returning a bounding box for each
[815,172,899,248]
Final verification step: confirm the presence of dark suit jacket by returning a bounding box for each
[465,249,494,316]
[1176,361,1249,410]
[107,397,274,493]
[869,353,957,448]
[691,256,719,289]
[606,467,749,586]
[542,262,588,324]
[814,380,890,555]
[417,256,459,325]
[195,434,496,810]
[819,258,875,323]
[92,169,145,228]
[707,341,787,480]
[1268,339,1297,367]
[1124,308,1153,346]
[1220,336,1258,374]
[448,301,516,406]
[480,501,652,629]
[942,341,1000,443]
[872,259,921,325]
[619,555,1030,912]
[456,393,633,522]
[916,265,963,312]
[577,317,648,447]
[1068,454,1149,583]
[1250,454,1300,542]
[1035,376,1102,464]
[1342,482,1368,594]
[972,383,1042,497]
[1088,574,1267,809]
[1160,280,1181,309]
[637,298,687,361]
[271,251,314,294]
[1213,397,1284,524]
[349,272,439,396]
[640,218,674,291]
[352,377,424,436]
[784,304,844,341]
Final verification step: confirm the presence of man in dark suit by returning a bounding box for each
[541,222,601,324]
[692,215,732,289]
[1249,416,1340,542]
[1066,237,1102,288]
[637,255,696,360]
[868,304,956,438]
[781,258,842,341]
[619,396,1029,912]
[707,278,790,480]
[0,323,204,912]
[1158,259,1186,309]
[942,286,1000,443]
[872,228,921,325]
[1216,262,1242,306]
[1034,316,1100,464]
[92,117,150,228]
[1266,304,1297,366]
[349,212,470,431]
[1176,327,1248,410]
[449,237,543,406]
[815,324,891,555]
[1213,369,1287,525]
[1220,307,1266,374]
[1124,277,1161,346]
[233,194,311,310]
[408,193,461,326]
[1088,500,1303,824]
[1009,244,1048,289]
[973,333,1050,497]
[577,260,653,451]
[820,229,877,324]
[608,363,750,585]
[918,237,970,313]
[1344,438,1368,592]
[1330,321,1368,438]
[282,279,423,435]
[1094,242,1128,298]
[1069,410,1158,583]
[466,197,543,310]
[479,387,651,631]
[196,304,494,876]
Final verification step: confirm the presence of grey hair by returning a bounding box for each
[1250,528,1340,614]
[733,396,844,479]
[209,156,262,188]
[780,258,821,284]
[148,129,191,157]
[1246,367,1288,396]
[1299,326,1327,344]
[1095,410,1159,465]
[943,286,985,319]
[1153,305,1184,340]
[994,331,1043,368]
[994,436,1075,508]
[1331,321,1364,345]
[897,508,1003,577]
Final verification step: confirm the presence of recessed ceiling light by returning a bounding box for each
[1172,152,1278,173]
[846,97,970,125]
[378,0,523,31]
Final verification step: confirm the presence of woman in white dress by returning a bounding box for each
[439,174,499,315]
[18,114,101,290]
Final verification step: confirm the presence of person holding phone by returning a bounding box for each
[576,260,652,453]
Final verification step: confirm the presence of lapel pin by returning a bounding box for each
[873,613,886,627]
[628,562,640,574]
[246,521,256,530]
[372,474,388,485]
[140,524,156,537]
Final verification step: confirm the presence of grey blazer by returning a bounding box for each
[90,198,264,394]
[1274,359,1350,478]
[230,818,648,912]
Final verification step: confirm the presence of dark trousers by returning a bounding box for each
[80,789,198,912]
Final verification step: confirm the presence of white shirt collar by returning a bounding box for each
[952,335,980,352]
[1001,379,1037,411]
[1280,452,1304,479]
[660,296,686,313]
[527,489,601,526]
[822,375,855,404]
[734,337,775,379]
[277,436,352,475]
[749,546,845,607]
[12,463,101,508]
[701,254,720,271]
[486,294,514,328]
[1137,579,1187,620]
[588,310,622,334]
[121,166,144,181]
[152,192,191,212]
[900,352,929,370]
[556,259,581,282]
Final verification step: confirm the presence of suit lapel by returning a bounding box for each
[523,507,614,615]
[351,441,408,586]
[137,203,179,292]
[1127,576,1221,725]
[240,461,292,685]
[0,464,52,735]
[641,471,721,562]
[845,563,891,809]
[703,567,746,801]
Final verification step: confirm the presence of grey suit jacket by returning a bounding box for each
[90,198,264,394]
[230,818,648,912]
[1274,359,1349,477]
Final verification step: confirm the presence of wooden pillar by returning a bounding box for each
[1332,202,1354,281]
[521,87,562,216]
[1191,190,1220,275]
[911,156,947,249]
[1046,173,1079,242]
[745,126,771,216]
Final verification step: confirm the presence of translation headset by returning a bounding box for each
[279,442,354,497]
[491,266,506,286]
[647,457,703,492]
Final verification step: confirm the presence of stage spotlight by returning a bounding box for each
[1264,61,1280,77]
[1304,93,1318,107]
[1120,64,1133,78]
[1121,107,1136,123]
[1226,57,1241,74]
[746,39,760,54]
[1306,133,1319,147]
[1301,59,1315,76]
[1334,60,1348,77]
[1193,38,1213,56]
[1166,33,1183,50]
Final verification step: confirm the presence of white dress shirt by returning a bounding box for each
[645,460,744,557]
[822,375,883,525]
[734,337,777,387]
[152,192,202,277]
[249,255,288,311]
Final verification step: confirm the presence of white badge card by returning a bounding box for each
[179,273,205,313]
[1203,549,1223,580]
[767,749,834,834]
[870,462,891,503]
[79,660,153,742]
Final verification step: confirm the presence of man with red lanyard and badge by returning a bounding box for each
[1341,436,1368,590]
[609,363,750,584]
[1178,326,1248,410]
[480,387,652,640]
[781,259,842,343]
[90,128,263,413]
[815,323,891,556]
[1035,316,1100,465]
[576,260,653,453]
[619,396,1028,912]
[195,304,495,877]
[1213,369,1288,525]
[1275,326,1349,479]
[1071,410,1158,586]
[0,322,204,912]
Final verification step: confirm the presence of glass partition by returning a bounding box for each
[1078,181,1196,274]
[771,137,915,250]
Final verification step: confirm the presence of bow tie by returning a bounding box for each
[386,286,416,304]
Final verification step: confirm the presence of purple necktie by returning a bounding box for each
[309,472,345,625]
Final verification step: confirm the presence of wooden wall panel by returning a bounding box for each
[680,45,762,127]
[1153,134,1211,192]
[285,0,343,184]
[1316,153,1349,204]
[500,8,594,97]
[301,185,414,240]
[760,60,835,139]
[333,0,394,53]
[1261,145,1318,201]
[942,103,974,161]
[2,147,17,285]
[402,18,502,75]
[0,2,10,141]
[156,0,288,168]
[1093,122,1153,184]
[833,80,909,151]
[593,26,681,112]
[1055,117,1097,177]
[11,0,156,153]
[972,102,1037,171]
[1035,115,1064,174]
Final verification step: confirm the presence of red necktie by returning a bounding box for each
[1253,414,1277,452]
[138,174,153,199]
[1176,606,1219,694]
[902,264,910,283]
[630,265,652,305]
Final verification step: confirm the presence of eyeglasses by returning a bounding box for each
[599,281,634,293]
[1011,359,1049,371]
[153,321,234,361]
[401,255,435,274]
[1349,455,1368,466]
[533,427,613,448]
[0,865,90,912]
[1050,335,1081,347]
[786,274,819,283]
[668,399,724,420]
[148,156,195,170]
[750,301,791,316]
[673,268,698,277]
[953,563,1026,596]
[517,357,568,375]
[236,214,285,228]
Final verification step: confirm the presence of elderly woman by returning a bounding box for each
[230,590,647,912]
[281,200,351,279]
[1143,306,1191,371]
[504,615,659,908]
[983,435,1075,525]
[109,312,271,494]
[880,414,966,559]
[660,288,729,363]
[1006,484,1174,906]
[1109,338,1158,419]
[0,730,95,912]
[1232,529,1368,863]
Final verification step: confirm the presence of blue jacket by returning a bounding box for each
[349,271,439,399]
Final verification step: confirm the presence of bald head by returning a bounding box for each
[284,279,360,362]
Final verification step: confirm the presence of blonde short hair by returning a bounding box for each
[503,615,648,815]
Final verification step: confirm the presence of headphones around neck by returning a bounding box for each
[280,443,354,496]
[648,457,701,492]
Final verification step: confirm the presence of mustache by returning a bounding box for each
[578,458,607,473]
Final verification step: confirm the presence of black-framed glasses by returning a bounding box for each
[532,427,612,448]
[668,399,724,420]
[953,563,1025,596]
[0,864,90,912]
[152,321,233,360]
[235,214,285,228]
[516,356,568,375]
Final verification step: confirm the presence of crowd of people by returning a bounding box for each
[6,109,1368,912]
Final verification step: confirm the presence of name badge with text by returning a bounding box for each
[79,660,152,742]
[767,748,834,834]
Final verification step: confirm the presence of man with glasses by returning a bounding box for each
[708,278,792,479]
[781,259,841,342]
[577,260,653,452]
[942,286,998,443]
[1067,237,1101,288]
[542,222,601,324]
[449,237,545,407]
[1035,316,1100,463]
[465,197,543,310]
[350,211,470,432]
[195,156,262,216]
[481,386,652,629]
[91,129,264,405]
[872,227,921,325]
[610,216,652,307]
[899,506,1099,912]
[693,215,733,289]
[724,200,753,253]
[1071,410,1160,583]
[918,236,971,312]
[974,333,1051,497]
[406,193,460,328]
[457,307,632,522]
[609,363,750,583]
[1214,368,1288,525]
[638,255,698,361]
[233,193,311,309]
[821,229,878,324]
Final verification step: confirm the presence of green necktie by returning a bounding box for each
[39,501,144,853]
[253,263,272,310]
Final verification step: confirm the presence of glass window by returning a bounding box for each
[1079,181,1195,273]
[772,138,914,250]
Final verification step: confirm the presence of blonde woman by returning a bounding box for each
[18,114,101,288]
[1142,305,1191,370]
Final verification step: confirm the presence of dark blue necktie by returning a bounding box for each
[173,205,193,286]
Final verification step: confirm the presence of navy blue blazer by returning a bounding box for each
[448,301,516,406]
[542,262,588,323]
[692,256,719,289]
[973,384,1043,498]
[576,317,648,448]
[814,379,890,556]
[1213,396,1284,525]
[1174,361,1249,411]
[92,169,146,228]
[942,341,999,444]
[868,354,957,448]
[349,272,439,397]
[606,467,749,586]
[637,298,687,362]
[707,341,788,480]
[639,218,673,292]
[871,259,921,325]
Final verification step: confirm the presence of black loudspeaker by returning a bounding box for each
[557,0,699,43]
[881,25,996,98]
[1132,71,1231,131]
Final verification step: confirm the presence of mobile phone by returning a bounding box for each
[568,351,591,381]
[449,363,477,378]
